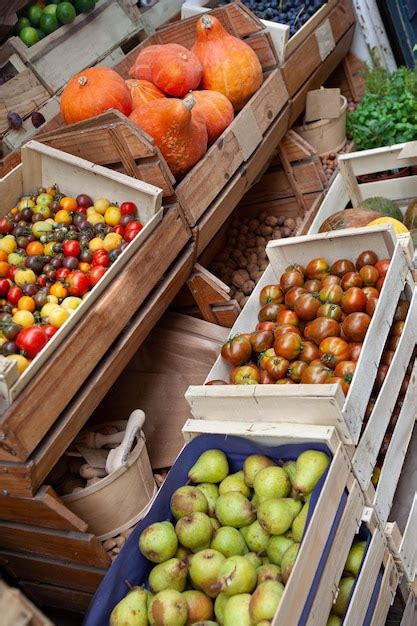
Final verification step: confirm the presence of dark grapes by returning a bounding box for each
[229,0,327,36]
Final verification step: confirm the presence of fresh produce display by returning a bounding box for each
[214,249,393,390]
[17,0,97,47]
[125,80,166,110]
[192,91,234,146]
[110,446,330,625]
[0,186,143,375]
[318,197,408,233]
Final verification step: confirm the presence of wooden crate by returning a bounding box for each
[5,0,142,95]
[186,227,413,445]
[182,421,364,626]
[0,579,53,626]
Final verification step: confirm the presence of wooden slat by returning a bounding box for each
[20,582,93,614]
[0,579,52,626]
[0,68,50,135]
[370,554,400,626]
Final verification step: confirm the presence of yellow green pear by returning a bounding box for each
[110,586,152,626]
[292,501,309,542]
[188,450,229,484]
[293,450,330,495]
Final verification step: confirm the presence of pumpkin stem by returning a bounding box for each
[201,14,213,29]
[78,76,88,87]
[183,94,196,111]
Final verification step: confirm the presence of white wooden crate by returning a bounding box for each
[186,226,412,445]
[0,140,163,407]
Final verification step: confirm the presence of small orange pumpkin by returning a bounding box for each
[60,67,132,124]
[129,94,208,178]
[192,14,263,111]
[192,90,234,144]
[129,44,161,81]
[125,79,165,110]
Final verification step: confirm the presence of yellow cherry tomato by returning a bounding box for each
[47,185,58,197]
[94,198,110,215]
[15,269,36,287]
[17,296,36,312]
[46,294,58,304]
[12,310,34,328]
[79,262,90,273]
[8,252,25,266]
[12,307,18,315]
[36,193,53,206]
[48,306,70,328]
[86,206,97,215]
[0,236,16,254]
[88,237,104,252]
[43,241,56,256]
[87,212,105,225]
[60,196,77,211]
[54,209,72,225]
[6,354,30,373]
[17,197,35,211]
[10,207,18,216]
[104,206,121,226]
[32,221,53,239]
[103,232,123,252]
[41,302,60,318]
[33,204,51,219]
[50,282,68,299]
[61,296,82,311]
[0,336,6,347]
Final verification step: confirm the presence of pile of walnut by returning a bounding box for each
[209,212,302,308]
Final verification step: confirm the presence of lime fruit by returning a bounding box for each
[16,16,31,33]
[43,3,58,16]
[26,5,43,27]
[39,13,60,34]
[56,1,76,23]
[36,29,47,40]
[74,0,95,14]
[19,26,40,47]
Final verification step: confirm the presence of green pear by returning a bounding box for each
[333,577,354,617]
[171,486,208,520]
[344,541,366,576]
[210,518,221,532]
[223,594,252,626]
[211,526,247,557]
[256,621,271,626]
[219,471,252,498]
[183,590,214,625]
[245,520,270,553]
[176,512,213,553]
[327,615,342,626]
[189,549,226,598]
[292,501,309,543]
[197,484,220,517]
[281,498,302,519]
[243,455,275,487]
[215,493,256,528]
[253,466,291,501]
[261,556,270,565]
[148,589,188,626]
[266,536,294,567]
[176,545,193,561]
[257,499,293,535]
[218,555,257,596]
[189,450,229,484]
[110,586,150,626]
[256,563,281,585]
[251,494,260,508]
[371,466,381,487]
[244,552,263,569]
[139,521,178,563]
[214,592,228,625]
[282,461,296,486]
[190,622,219,626]
[293,450,330,495]
[280,543,300,585]
[249,580,284,622]
[149,558,188,593]
[239,526,250,542]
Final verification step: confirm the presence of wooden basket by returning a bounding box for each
[295,95,348,156]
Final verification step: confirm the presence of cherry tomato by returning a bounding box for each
[55,267,71,281]
[327,376,349,395]
[265,356,289,380]
[359,265,379,286]
[301,363,333,384]
[259,348,276,370]
[349,342,362,362]
[316,303,343,321]
[89,265,107,286]
[273,324,301,340]
[394,299,409,322]
[391,320,405,337]
[319,284,343,305]
[374,259,390,278]
[376,276,385,291]
[356,250,378,269]
[304,317,341,345]
[276,378,295,384]
[15,326,47,359]
[304,279,322,293]
[75,206,87,214]
[319,337,350,369]
[49,282,68,299]
[7,286,23,305]
[259,285,284,305]
[294,293,320,321]
[341,287,367,314]
[342,312,371,342]
[125,220,143,232]
[67,271,90,297]
[287,360,308,383]
[340,272,363,290]
[120,202,138,216]
[230,364,259,385]
[285,263,305,277]
[7,266,19,282]
[362,287,379,301]
[277,309,299,327]
[62,240,81,257]
[113,225,125,236]
[256,322,277,332]
[221,335,252,366]
[305,257,329,280]
[274,333,303,361]
[284,286,307,310]
[0,216,13,234]
[334,360,356,383]
[124,227,142,242]
[0,278,10,297]
[259,369,276,384]
[258,303,285,322]
[250,330,274,353]
[280,270,304,293]
[321,275,340,287]
[299,340,320,363]
[330,259,355,277]
[42,324,58,340]
[366,297,378,317]
[92,249,110,267]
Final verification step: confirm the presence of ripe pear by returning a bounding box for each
[197,484,220,517]
[344,540,366,576]
[190,622,219,626]
[251,494,260,508]
[223,593,252,626]
[219,471,252,498]
[148,589,188,626]
[245,520,270,553]
[256,563,281,585]
[176,546,193,561]
[211,526,247,557]
[249,580,284,622]
[214,592,228,625]
[292,501,309,543]
[171,486,209,520]
[176,512,213,552]
[139,521,178,563]
[243,455,275,487]
[257,499,294,535]
[110,586,151,626]
[261,556,270,565]
[256,621,271,626]
[239,526,250,542]
[149,558,188,593]
[189,450,229,484]
[281,498,302,519]
[293,450,330,495]
[266,536,294,566]
[215,493,256,528]
[183,590,214,625]
[280,543,300,585]
[244,552,263,569]
[327,615,342,626]
[210,518,221,532]
[218,555,257,596]
[253,466,291,502]
[189,549,226,598]
[333,577,354,617]
[282,461,296,486]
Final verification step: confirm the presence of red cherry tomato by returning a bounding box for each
[62,240,81,257]
[7,266,19,281]
[56,267,71,281]
[113,225,125,236]
[89,265,107,286]
[42,324,58,340]
[92,249,110,267]
[120,202,138,216]
[67,271,90,297]
[76,206,87,214]
[16,326,48,359]
[0,278,10,297]
[7,286,23,305]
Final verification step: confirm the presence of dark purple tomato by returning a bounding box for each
[20,208,33,221]
[25,256,45,273]
[2,341,19,355]
[50,257,62,269]
[62,256,79,270]
[76,194,93,208]
[120,214,134,227]
[23,284,38,296]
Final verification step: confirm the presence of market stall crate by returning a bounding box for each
[0,578,53,626]
[186,226,414,445]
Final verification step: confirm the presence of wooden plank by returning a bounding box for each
[20,582,93,614]
[3,97,61,152]
[0,580,52,626]
[0,68,50,134]
[0,522,110,567]
[0,486,87,532]
[370,554,400,626]
[401,592,417,626]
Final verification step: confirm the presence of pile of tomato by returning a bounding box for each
[0,186,143,374]
[216,249,407,394]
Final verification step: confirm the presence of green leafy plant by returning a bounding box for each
[347,64,417,150]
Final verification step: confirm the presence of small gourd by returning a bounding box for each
[192,14,263,110]
[129,94,208,178]
[192,90,234,144]
[125,79,165,110]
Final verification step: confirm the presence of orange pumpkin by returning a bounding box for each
[192,15,263,111]
[60,67,132,124]
[129,94,208,177]
[125,79,165,110]
[192,90,234,144]
[129,44,161,81]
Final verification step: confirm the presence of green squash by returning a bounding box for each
[359,197,403,222]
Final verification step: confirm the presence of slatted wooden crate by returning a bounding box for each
[186,227,414,445]
[0,579,53,626]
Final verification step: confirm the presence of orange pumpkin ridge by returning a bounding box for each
[191,90,234,145]
[125,79,166,110]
